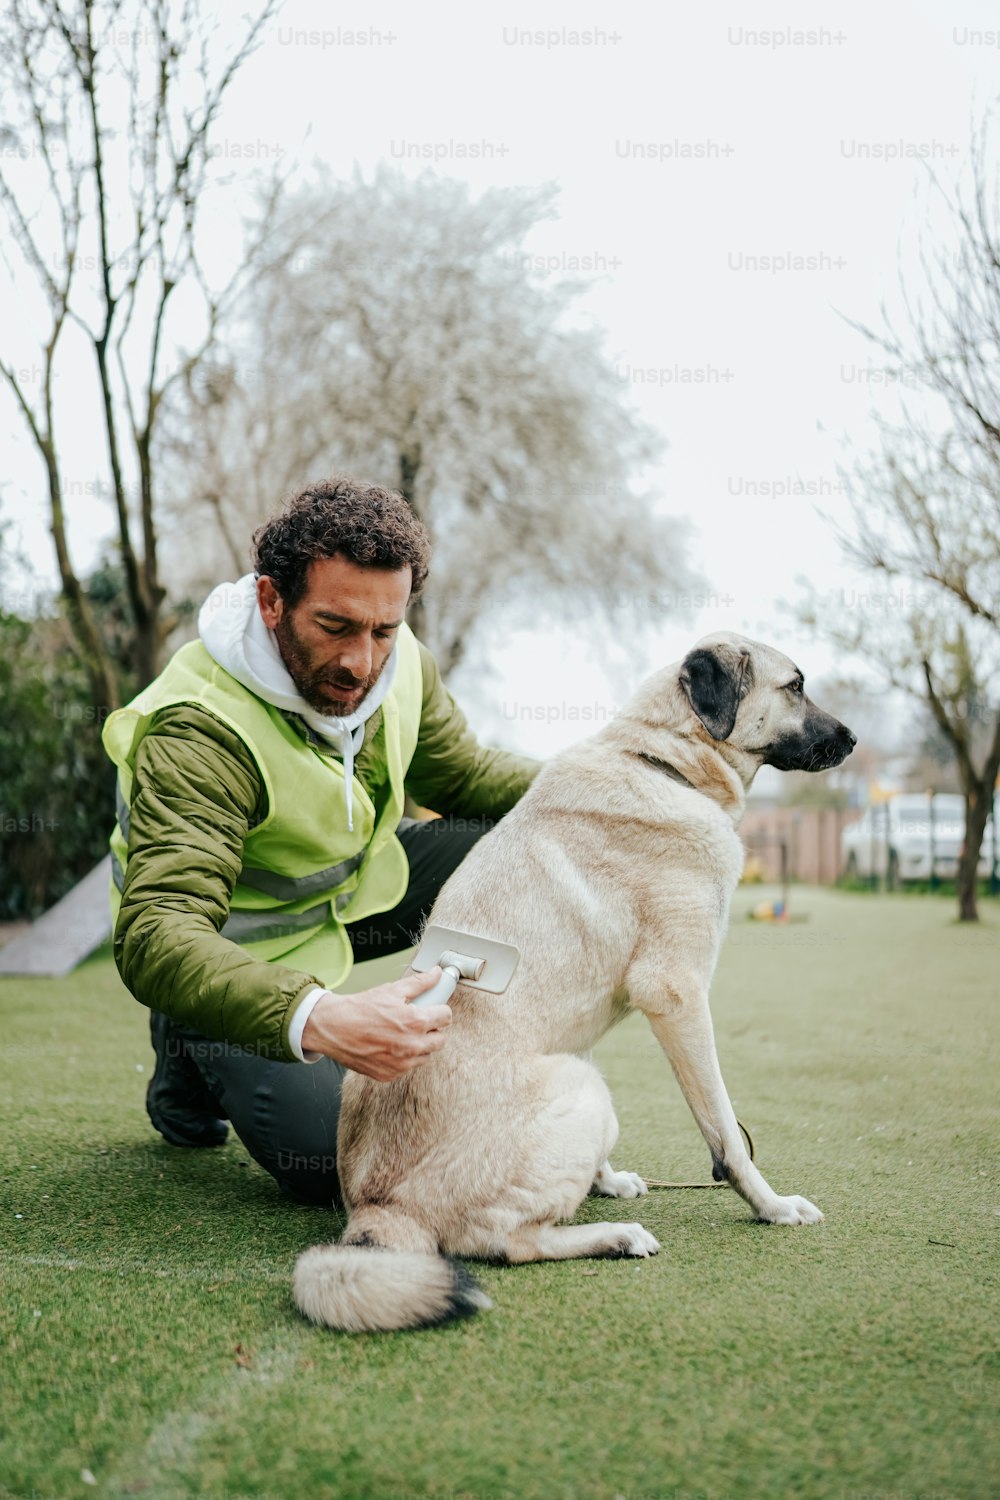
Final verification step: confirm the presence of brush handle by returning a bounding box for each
[410,963,460,1008]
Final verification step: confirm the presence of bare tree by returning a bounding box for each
[799,446,1000,919]
[162,167,698,672]
[0,0,280,702]
[796,119,1000,920]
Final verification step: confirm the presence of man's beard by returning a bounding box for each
[273,612,382,716]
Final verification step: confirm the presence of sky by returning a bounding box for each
[2,0,998,765]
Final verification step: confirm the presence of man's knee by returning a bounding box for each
[174,1028,345,1206]
[272,1146,342,1206]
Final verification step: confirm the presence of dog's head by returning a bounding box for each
[679,633,856,772]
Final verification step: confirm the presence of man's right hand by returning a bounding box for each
[300,967,452,1081]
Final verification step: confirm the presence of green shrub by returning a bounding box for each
[0,606,119,919]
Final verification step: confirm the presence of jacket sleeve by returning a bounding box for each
[404,641,542,818]
[113,705,322,1060]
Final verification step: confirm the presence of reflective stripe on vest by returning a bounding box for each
[116,783,130,839]
[110,857,350,941]
[236,850,365,900]
[110,824,365,908]
[220,901,332,943]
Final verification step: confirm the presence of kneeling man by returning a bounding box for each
[103,477,538,1204]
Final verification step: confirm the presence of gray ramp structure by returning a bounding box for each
[0,856,112,977]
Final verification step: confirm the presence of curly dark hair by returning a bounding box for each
[251,477,431,607]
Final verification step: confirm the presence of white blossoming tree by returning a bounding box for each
[163,167,697,672]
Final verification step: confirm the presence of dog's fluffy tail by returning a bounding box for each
[292,1206,492,1333]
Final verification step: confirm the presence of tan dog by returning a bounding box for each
[293,633,855,1331]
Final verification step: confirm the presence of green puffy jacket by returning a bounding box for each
[112,638,538,1060]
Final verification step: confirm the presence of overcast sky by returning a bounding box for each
[2,0,998,760]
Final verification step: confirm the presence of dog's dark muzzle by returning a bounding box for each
[764,713,857,773]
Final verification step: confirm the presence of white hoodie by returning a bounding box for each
[198,572,397,833]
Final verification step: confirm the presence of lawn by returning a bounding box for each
[1,886,998,1500]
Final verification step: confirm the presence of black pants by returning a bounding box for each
[176,817,492,1206]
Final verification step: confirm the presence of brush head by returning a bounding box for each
[411,924,521,994]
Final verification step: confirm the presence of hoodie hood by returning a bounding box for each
[198,573,397,832]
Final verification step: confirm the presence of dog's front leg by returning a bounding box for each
[641,1000,822,1225]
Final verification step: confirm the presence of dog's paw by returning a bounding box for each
[614,1223,661,1257]
[591,1164,649,1199]
[759,1194,824,1226]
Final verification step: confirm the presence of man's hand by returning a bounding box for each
[300,967,452,1081]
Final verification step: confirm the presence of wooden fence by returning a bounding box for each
[740,806,861,885]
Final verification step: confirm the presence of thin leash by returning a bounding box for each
[642,1119,756,1189]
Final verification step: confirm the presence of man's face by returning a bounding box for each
[256,553,412,716]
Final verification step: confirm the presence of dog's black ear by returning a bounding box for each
[679,645,751,741]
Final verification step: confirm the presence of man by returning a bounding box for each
[103,477,539,1205]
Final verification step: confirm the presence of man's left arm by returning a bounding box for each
[404,641,541,818]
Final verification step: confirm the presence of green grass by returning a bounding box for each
[835,874,999,900]
[1,887,998,1500]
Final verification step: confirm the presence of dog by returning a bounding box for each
[292,633,856,1331]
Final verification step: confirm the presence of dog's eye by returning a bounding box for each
[785,680,804,695]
